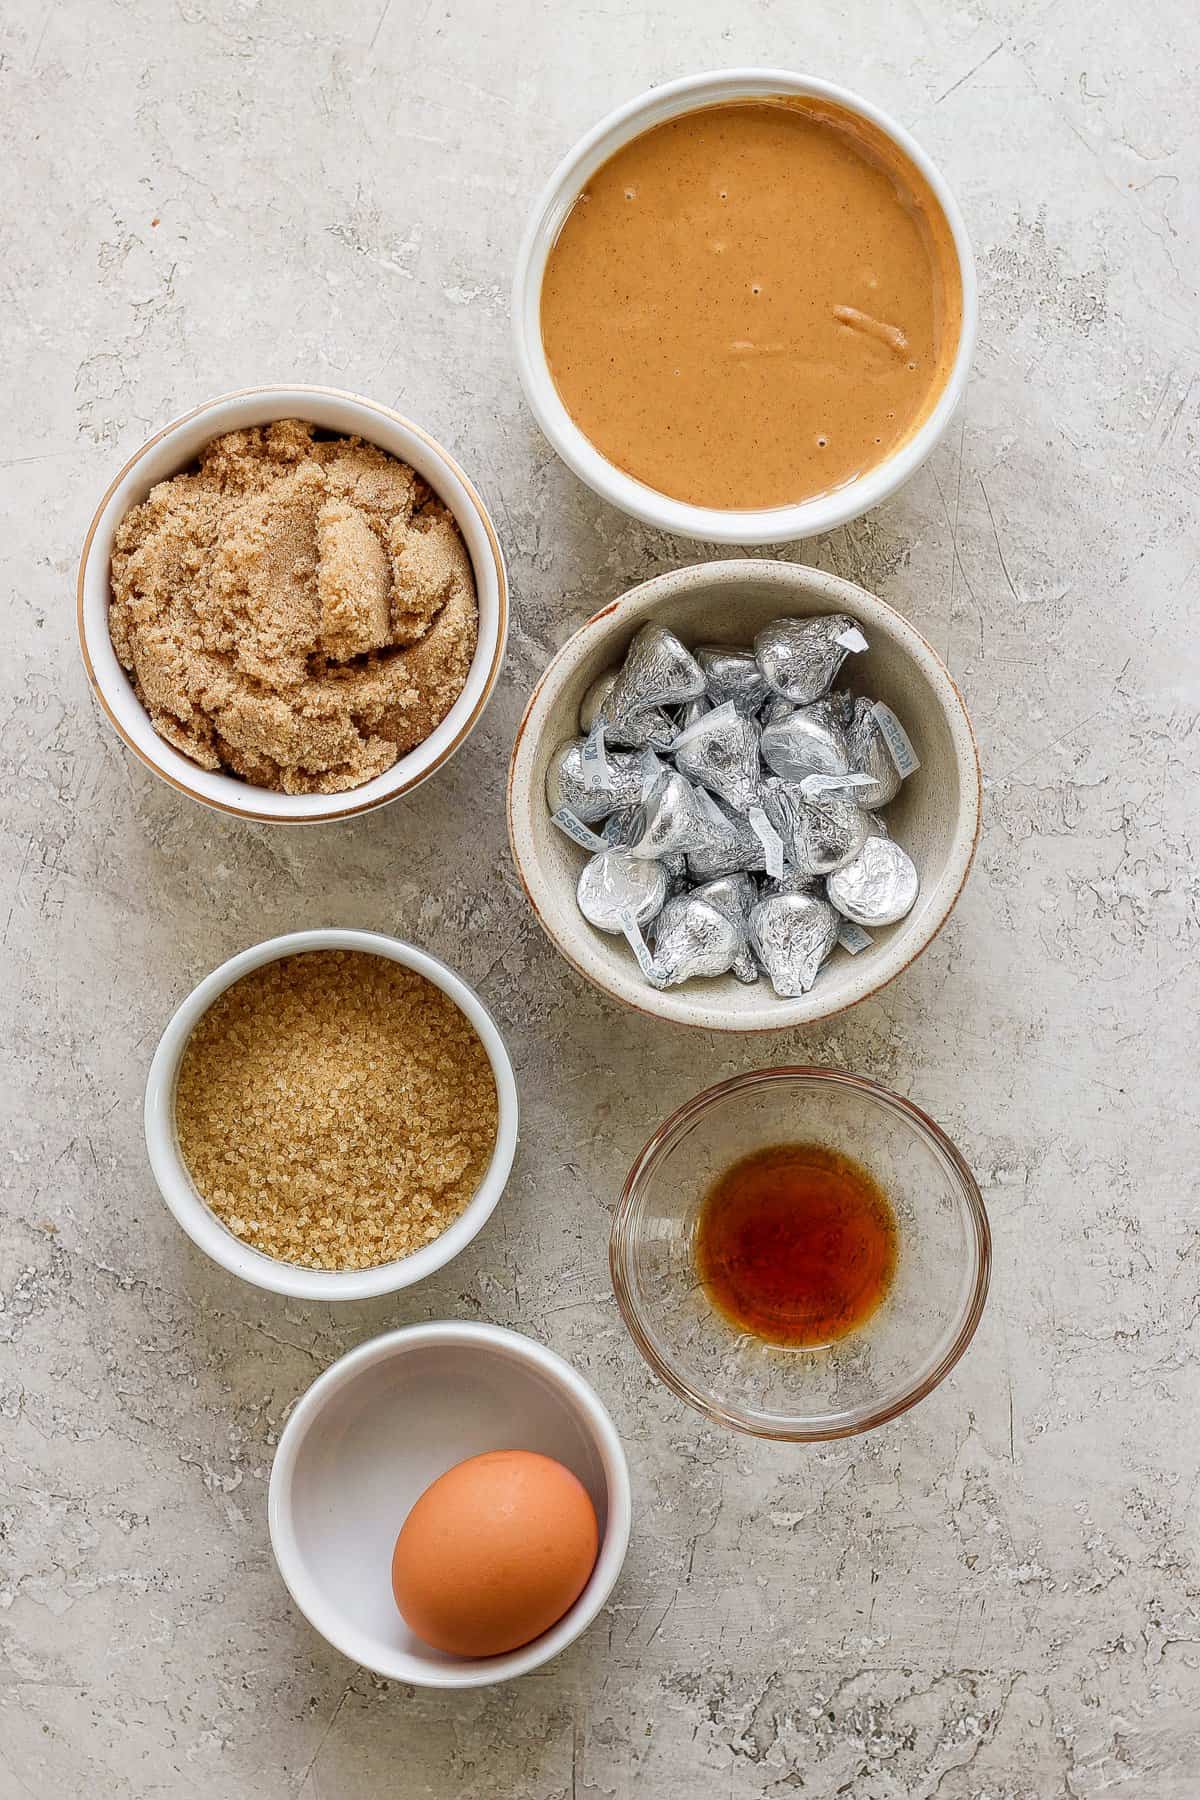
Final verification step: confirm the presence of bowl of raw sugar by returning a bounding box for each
[143,929,519,1300]
[507,560,981,1031]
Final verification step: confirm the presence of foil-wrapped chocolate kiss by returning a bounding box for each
[607,623,706,731]
[749,891,840,997]
[755,614,867,705]
[672,702,764,815]
[577,848,669,934]
[649,893,742,988]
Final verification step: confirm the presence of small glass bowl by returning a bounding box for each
[610,1068,990,1441]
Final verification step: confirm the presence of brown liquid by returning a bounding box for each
[540,98,962,511]
[695,1143,897,1348]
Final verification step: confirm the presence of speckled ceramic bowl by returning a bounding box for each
[507,561,981,1032]
[78,385,508,823]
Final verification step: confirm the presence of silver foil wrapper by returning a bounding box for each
[692,872,759,982]
[760,694,795,726]
[612,710,680,752]
[749,891,840,997]
[845,696,902,809]
[672,703,764,816]
[731,948,760,984]
[627,770,715,860]
[695,645,770,716]
[663,852,690,894]
[580,669,678,752]
[763,780,870,875]
[754,614,864,705]
[608,624,707,729]
[685,794,767,881]
[766,868,825,898]
[577,848,669,933]
[649,893,741,987]
[602,807,638,847]
[578,670,618,734]
[826,835,920,926]
[761,698,850,785]
[546,611,922,1001]
[546,738,645,824]
[691,871,756,926]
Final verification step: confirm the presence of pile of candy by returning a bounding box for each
[546,617,921,998]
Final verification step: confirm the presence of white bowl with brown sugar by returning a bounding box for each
[144,930,519,1300]
[513,69,977,545]
[78,387,508,822]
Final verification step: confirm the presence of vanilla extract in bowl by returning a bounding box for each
[695,1141,897,1349]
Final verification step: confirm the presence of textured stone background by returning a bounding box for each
[2,1,1198,1795]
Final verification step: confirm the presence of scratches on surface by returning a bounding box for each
[979,476,1020,605]
[935,41,1004,106]
[295,1678,355,1797]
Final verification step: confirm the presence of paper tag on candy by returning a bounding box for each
[581,716,610,789]
[670,699,737,756]
[836,625,869,654]
[871,702,920,778]
[799,771,875,800]
[619,908,659,980]
[551,808,607,851]
[639,749,665,799]
[747,806,785,879]
[837,920,874,955]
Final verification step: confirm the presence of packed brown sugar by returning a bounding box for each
[174,952,498,1271]
[540,98,962,511]
[109,420,477,794]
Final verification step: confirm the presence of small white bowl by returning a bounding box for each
[513,68,977,545]
[507,561,981,1032]
[78,385,508,822]
[144,929,518,1300]
[268,1321,633,1687]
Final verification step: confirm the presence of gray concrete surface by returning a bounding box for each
[2,1,1198,1794]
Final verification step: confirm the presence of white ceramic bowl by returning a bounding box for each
[513,68,977,545]
[144,929,518,1300]
[78,385,508,822]
[268,1321,632,1687]
[508,561,981,1032]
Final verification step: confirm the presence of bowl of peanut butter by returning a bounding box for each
[513,69,976,545]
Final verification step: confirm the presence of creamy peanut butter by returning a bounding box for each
[540,98,962,512]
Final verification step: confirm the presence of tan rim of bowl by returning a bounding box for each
[77,385,509,823]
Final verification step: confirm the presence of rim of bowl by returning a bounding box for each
[506,559,983,1032]
[77,384,509,822]
[610,1066,991,1440]
[267,1320,633,1687]
[512,68,978,545]
[143,929,519,1300]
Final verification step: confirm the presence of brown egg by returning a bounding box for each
[391,1449,600,1657]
